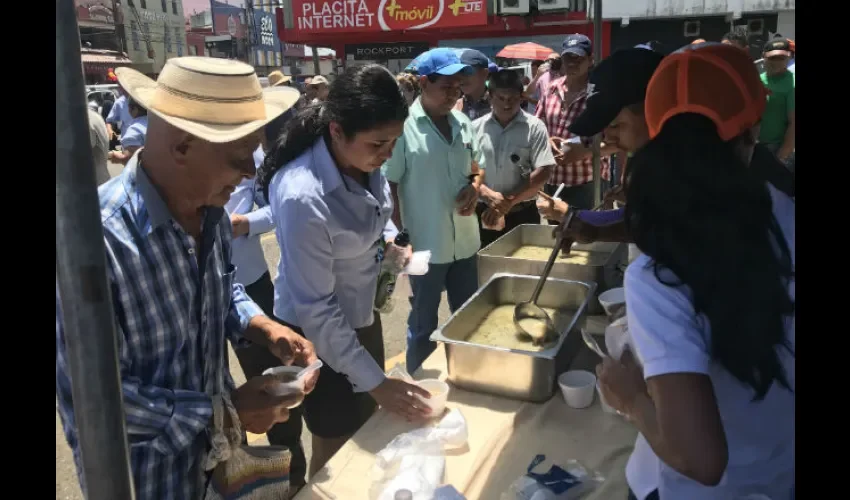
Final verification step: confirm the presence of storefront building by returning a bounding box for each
[275,1,611,73]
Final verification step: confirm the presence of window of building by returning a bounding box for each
[164,23,172,53]
[189,45,198,56]
[161,0,167,12]
[140,0,147,9]
[172,0,178,15]
[130,21,140,50]
[175,27,183,56]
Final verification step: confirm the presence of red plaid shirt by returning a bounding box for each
[535,76,610,186]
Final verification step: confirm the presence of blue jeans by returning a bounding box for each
[406,255,478,372]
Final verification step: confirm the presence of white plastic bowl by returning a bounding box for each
[598,287,626,317]
[415,379,450,417]
[558,370,596,409]
[262,366,306,408]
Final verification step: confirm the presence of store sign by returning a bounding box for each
[74,0,115,27]
[254,11,280,51]
[346,42,429,60]
[290,0,487,35]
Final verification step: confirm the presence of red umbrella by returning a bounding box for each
[497,42,557,61]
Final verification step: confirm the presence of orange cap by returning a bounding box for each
[645,42,768,141]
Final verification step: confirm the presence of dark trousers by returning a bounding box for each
[406,256,478,373]
[543,181,595,225]
[628,489,659,500]
[476,201,541,248]
[233,272,308,488]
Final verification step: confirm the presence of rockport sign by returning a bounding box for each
[290,0,486,34]
[345,41,429,60]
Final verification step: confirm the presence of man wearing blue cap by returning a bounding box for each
[453,48,496,120]
[536,34,617,211]
[383,48,485,373]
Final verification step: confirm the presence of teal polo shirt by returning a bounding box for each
[383,98,484,265]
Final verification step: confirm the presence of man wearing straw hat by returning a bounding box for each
[56,57,318,500]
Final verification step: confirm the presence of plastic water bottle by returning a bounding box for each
[374,230,410,314]
[394,489,413,500]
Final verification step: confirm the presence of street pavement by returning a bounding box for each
[56,162,451,498]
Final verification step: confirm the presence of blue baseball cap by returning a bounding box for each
[406,48,471,77]
[454,48,492,71]
[562,34,592,57]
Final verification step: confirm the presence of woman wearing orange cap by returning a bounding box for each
[595,43,795,500]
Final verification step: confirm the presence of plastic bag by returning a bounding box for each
[501,454,604,500]
[369,409,469,500]
[402,250,431,276]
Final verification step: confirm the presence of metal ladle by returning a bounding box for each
[514,206,579,345]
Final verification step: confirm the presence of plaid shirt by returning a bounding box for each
[460,90,492,121]
[535,76,610,186]
[56,155,263,500]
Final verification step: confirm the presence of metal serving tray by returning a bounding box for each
[430,273,596,402]
[477,224,627,314]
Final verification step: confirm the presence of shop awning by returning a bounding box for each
[80,50,132,65]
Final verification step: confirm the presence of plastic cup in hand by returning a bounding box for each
[262,360,323,407]
[558,370,596,409]
[597,381,618,414]
[598,287,626,319]
[415,379,450,417]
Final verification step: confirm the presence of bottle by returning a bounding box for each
[374,230,410,314]
[394,489,413,500]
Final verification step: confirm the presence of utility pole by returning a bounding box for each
[310,45,321,75]
[112,0,127,53]
[590,0,603,207]
[57,0,135,498]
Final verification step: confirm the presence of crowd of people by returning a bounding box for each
[58,30,794,500]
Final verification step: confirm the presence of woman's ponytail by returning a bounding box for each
[257,103,329,200]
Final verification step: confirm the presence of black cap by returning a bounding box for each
[763,37,792,57]
[561,34,592,57]
[456,48,491,69]
[568,48,664,137]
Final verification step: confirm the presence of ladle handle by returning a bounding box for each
[530,207,578,304]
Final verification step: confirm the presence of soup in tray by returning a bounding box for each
[509,245,607,266]
[464,304,559,352]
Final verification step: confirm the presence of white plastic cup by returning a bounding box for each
[262,366,306,403]
[598,287,626,317]
[597,381,618,414]
[415,379,450,417]
[558,370,596,409]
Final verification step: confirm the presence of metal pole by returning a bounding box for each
[591,0,603,206]
[310,45,321,75]
[56,1,135,499]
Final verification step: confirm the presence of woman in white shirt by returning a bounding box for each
[597,43,795,500]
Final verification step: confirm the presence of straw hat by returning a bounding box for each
[310,75,329,86]
[115,57,300,143]
[267,70,292,87]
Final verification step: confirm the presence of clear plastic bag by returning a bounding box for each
[501,454,604,500]
[369,409,469,500]
[402,251,431,276]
